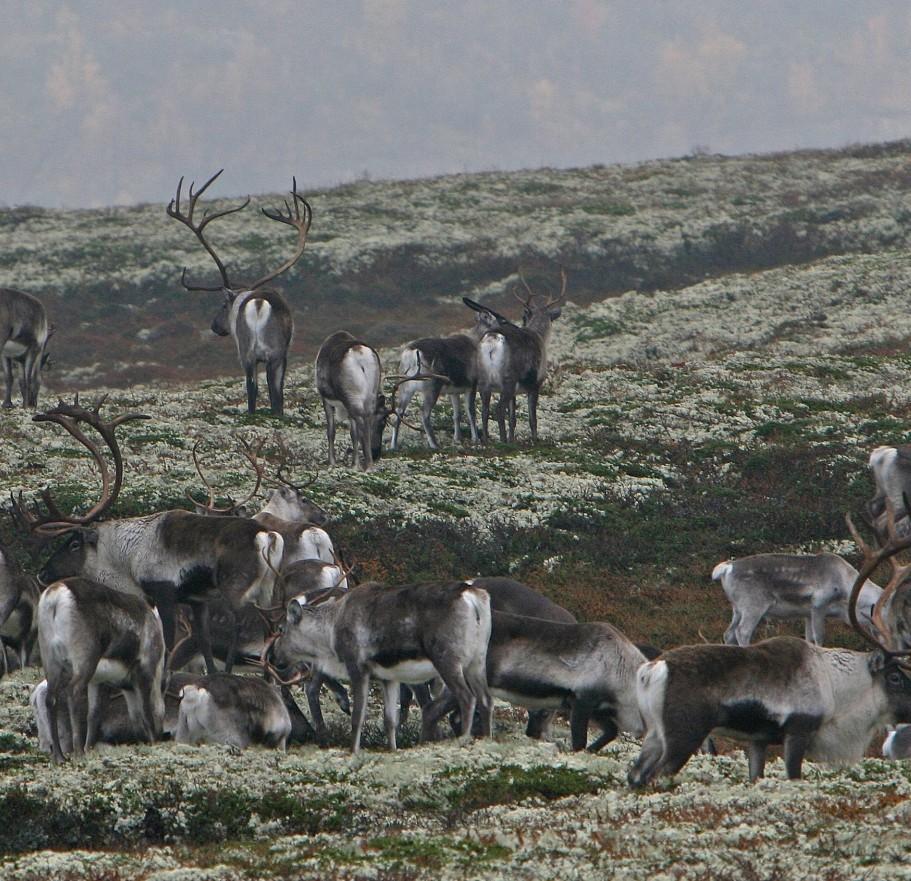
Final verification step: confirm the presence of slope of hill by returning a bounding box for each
[1,140,910,387]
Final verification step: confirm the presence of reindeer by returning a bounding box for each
[175,673,292,750]
[0,543,39,676]
[37,577,166,763]
[628,508,911,787]
[265,580,492,751]
[16,399,284,676]
[315,331,388,470]
[167,170,310,416]
[1,288,50,408]
[423,610,646,750]
[389,303,509,451]
[713,552,883,646]
[868,446,911,540]
[467,269,565,443]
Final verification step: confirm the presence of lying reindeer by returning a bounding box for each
[267,580,492,751]
[175,673,292,750]
[629,513,911,787]
[38,576,166,763]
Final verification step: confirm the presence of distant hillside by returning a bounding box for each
[2,140,910,389]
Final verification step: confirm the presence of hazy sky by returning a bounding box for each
[3,1,911,208]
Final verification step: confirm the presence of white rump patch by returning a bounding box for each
[242,298,273,336]
[711,560,732,581]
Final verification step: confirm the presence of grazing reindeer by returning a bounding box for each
[16,399,284,676]
[315,331,388,470]
[628,511,911,787]
[168,170,311,416]
[713,553,883,646]
[389,304,507,450]
[1,288,50,408]
[175,673,292,750]
[468,269,565,443]
[38,577,166,763]
[0,543,39,676]
[266,580,492,751]
[424,610,646,750]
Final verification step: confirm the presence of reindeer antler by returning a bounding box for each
[846,501,911,656]
[12,396,149,537]
[167,169,250,292]
[270,432,319,494]
[185,435,266,515]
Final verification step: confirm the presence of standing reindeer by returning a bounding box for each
[0,543,39,676]
[315,331,388,470]
[167,170,311,416]
[468,269,565,443]
[1,288,50,408]
[16,399,284,676]
[38,576,166,763]
[714,552,883,646]
[389,304,508,451]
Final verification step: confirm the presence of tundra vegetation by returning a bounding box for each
[3,141,911,878]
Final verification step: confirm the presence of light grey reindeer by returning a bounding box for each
[389,302,509,450]
[1,288,50,409]
[0,543,39,676]
[38,576,166,763]
[266,580,492,752]
[168,170,311,416]
[714,552,883,646]
[469,269,565,443]
[868,446,911,541]
[315,331,388,471]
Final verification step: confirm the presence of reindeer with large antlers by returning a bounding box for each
[16,399,284,676]
[628,506,911,787]
[167,170,311,416]
[466,269,565,444]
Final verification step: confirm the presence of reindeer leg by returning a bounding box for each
[467,385,479,443]
[266,356,286,417]
[349,669,370,753]
[85,682,103,750]
[382,679,400,750]
[569,699,594,751]
[68,675,91,758]
[306,673,329,743]
[449,393,461,445]
[323,400,337,467]
[46,677,67,763]
[480,390,491,443]
[280,685,316,744]
[527,388,540,442]
[244,362,258,415]
[495,395,508,443]
[747,741,768,781]
[507,394,517,443]
[1,356,13,408]
[421,385,441,450]
[420,689,458,742]
[190,602,219,676]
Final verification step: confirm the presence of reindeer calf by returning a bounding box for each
[38,577,165,762]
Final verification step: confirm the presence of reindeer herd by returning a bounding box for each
[4,169,911,793]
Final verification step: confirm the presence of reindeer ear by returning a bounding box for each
[869,650,888,674]
[286,599,303,625]
[76,527,98,547]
